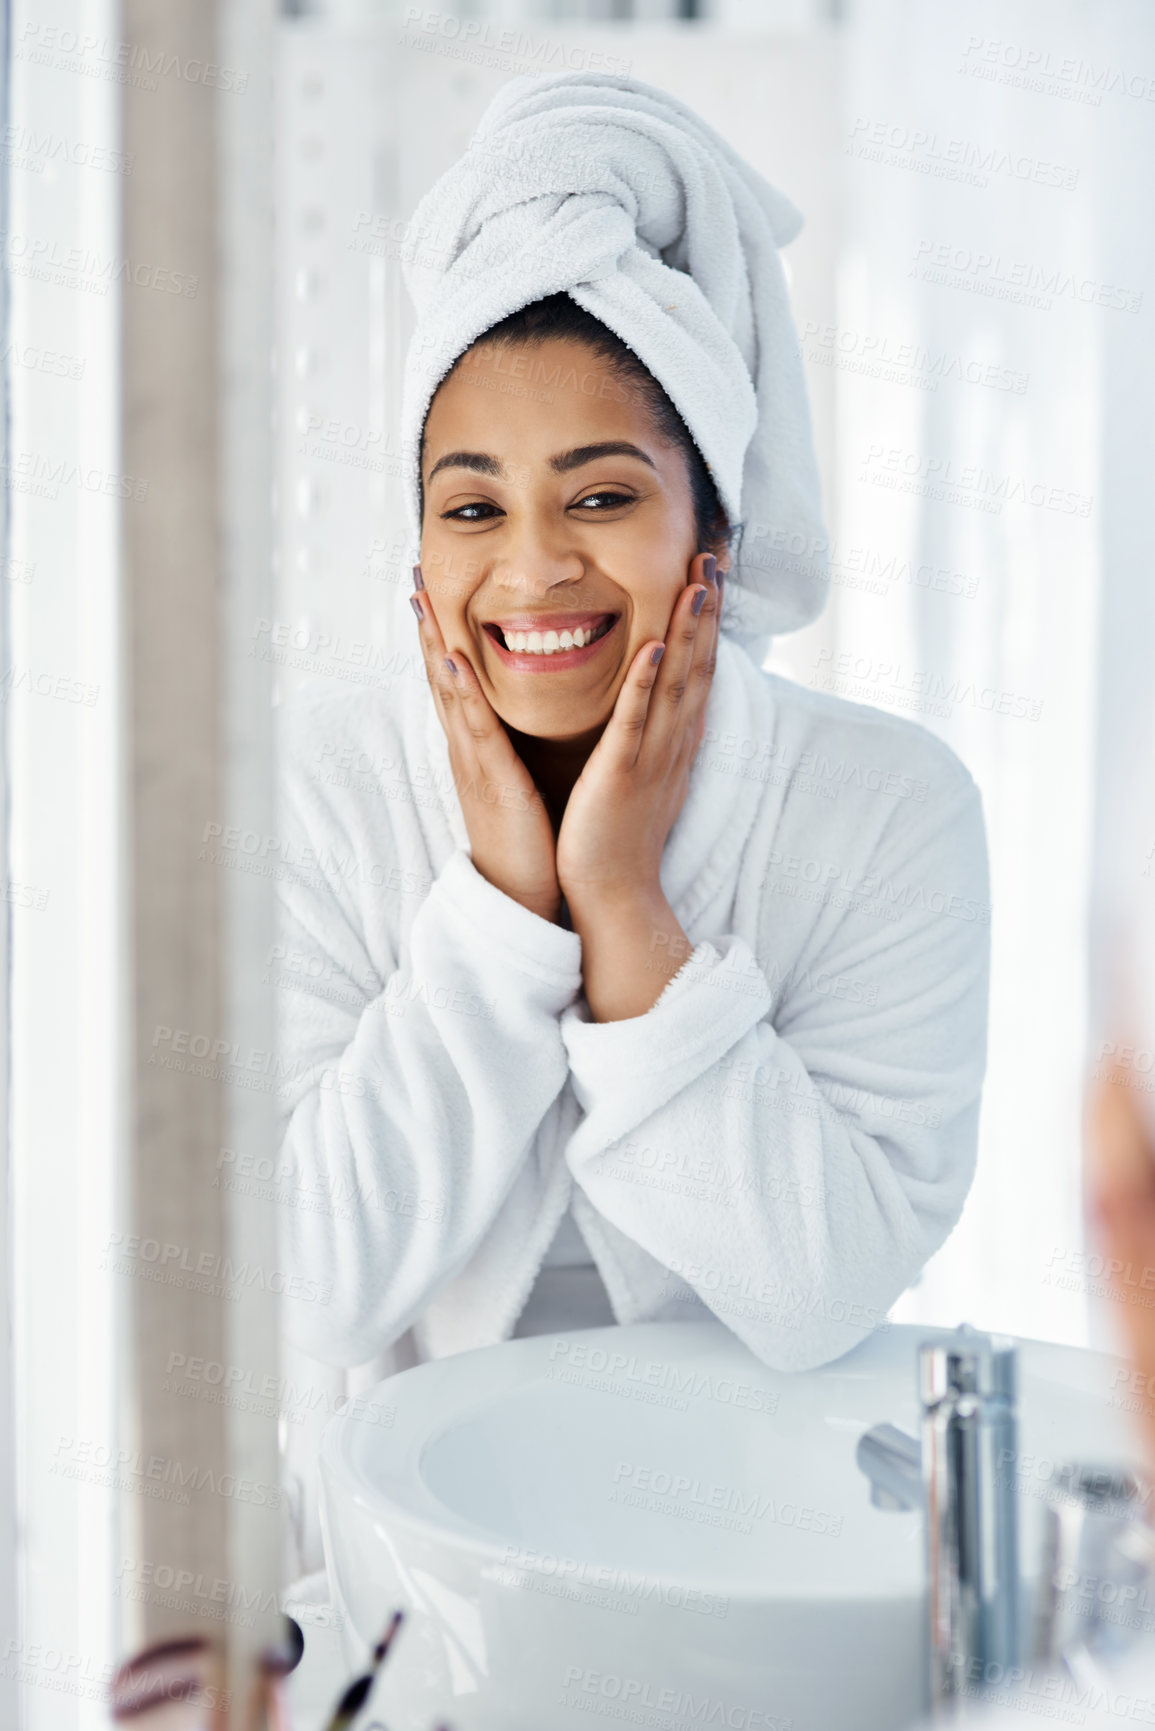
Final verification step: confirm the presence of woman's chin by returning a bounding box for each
[481,658,625,743]
[491,692,614,744]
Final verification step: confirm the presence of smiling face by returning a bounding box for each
[419,336,724,743]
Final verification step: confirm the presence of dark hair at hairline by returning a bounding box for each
[418,291,732,557]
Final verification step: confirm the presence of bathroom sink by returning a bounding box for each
[318,1320,1140,1731]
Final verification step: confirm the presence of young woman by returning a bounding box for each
[274,77,989,1414]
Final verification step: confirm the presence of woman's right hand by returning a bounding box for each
[410,580,562,924]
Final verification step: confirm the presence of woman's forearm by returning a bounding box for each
[566,885,693,1022]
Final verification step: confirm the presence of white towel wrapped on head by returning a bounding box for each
[400,70,830,659]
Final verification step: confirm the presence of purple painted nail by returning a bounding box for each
[691,587,707,616]
[409,593,424,621]
[702,553,717,584]
[444,656,459,675]
[650,644,665,666]
[412,564,424,591]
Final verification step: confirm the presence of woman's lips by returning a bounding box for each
[481,613,619,673]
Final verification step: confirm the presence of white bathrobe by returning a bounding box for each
[273,632,989,1575]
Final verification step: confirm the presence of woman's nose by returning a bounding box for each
[492,510,586,603]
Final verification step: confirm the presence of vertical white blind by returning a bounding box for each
[4,0,282,1720]
[6,0,123,1722]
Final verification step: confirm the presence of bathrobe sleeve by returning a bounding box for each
[559,767,990,1372]
[273,726,583,1367]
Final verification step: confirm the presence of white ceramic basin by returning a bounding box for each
[318,1320,1141,1731]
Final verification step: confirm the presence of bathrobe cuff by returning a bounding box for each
[561,937,774,1114]
[428,848,583,1009]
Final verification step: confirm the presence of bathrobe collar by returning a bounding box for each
[422,630,774,935]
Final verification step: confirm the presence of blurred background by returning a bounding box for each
[4,0,1155,1723]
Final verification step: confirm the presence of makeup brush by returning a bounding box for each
[320,1610,404,1731]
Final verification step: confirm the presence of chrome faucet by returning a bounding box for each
[856,1325,1019,1717]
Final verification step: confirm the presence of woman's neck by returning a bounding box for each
[506,722,604,835]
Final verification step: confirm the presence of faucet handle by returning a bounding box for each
[856,1422,921,1511]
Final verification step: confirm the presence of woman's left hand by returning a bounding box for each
[557,551,721,905]
[556,552,722,1021]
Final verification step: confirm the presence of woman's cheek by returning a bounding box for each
[641,592,687,647]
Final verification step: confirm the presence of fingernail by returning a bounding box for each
[702,553,717,584]
[691,587,707,616]
[409,594,424,621]
[444,655,459,675]
[650,644,665,666]
[412,564,424,591]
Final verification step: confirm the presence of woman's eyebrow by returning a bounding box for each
[425,441,657,483]
[426,450,502,482]
[550,441,657,474]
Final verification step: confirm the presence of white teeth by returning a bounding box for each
[499,622,604,654]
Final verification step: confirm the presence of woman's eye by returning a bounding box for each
[442,501,502,522]
[572,491,634,511]
[442,491,633,522]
